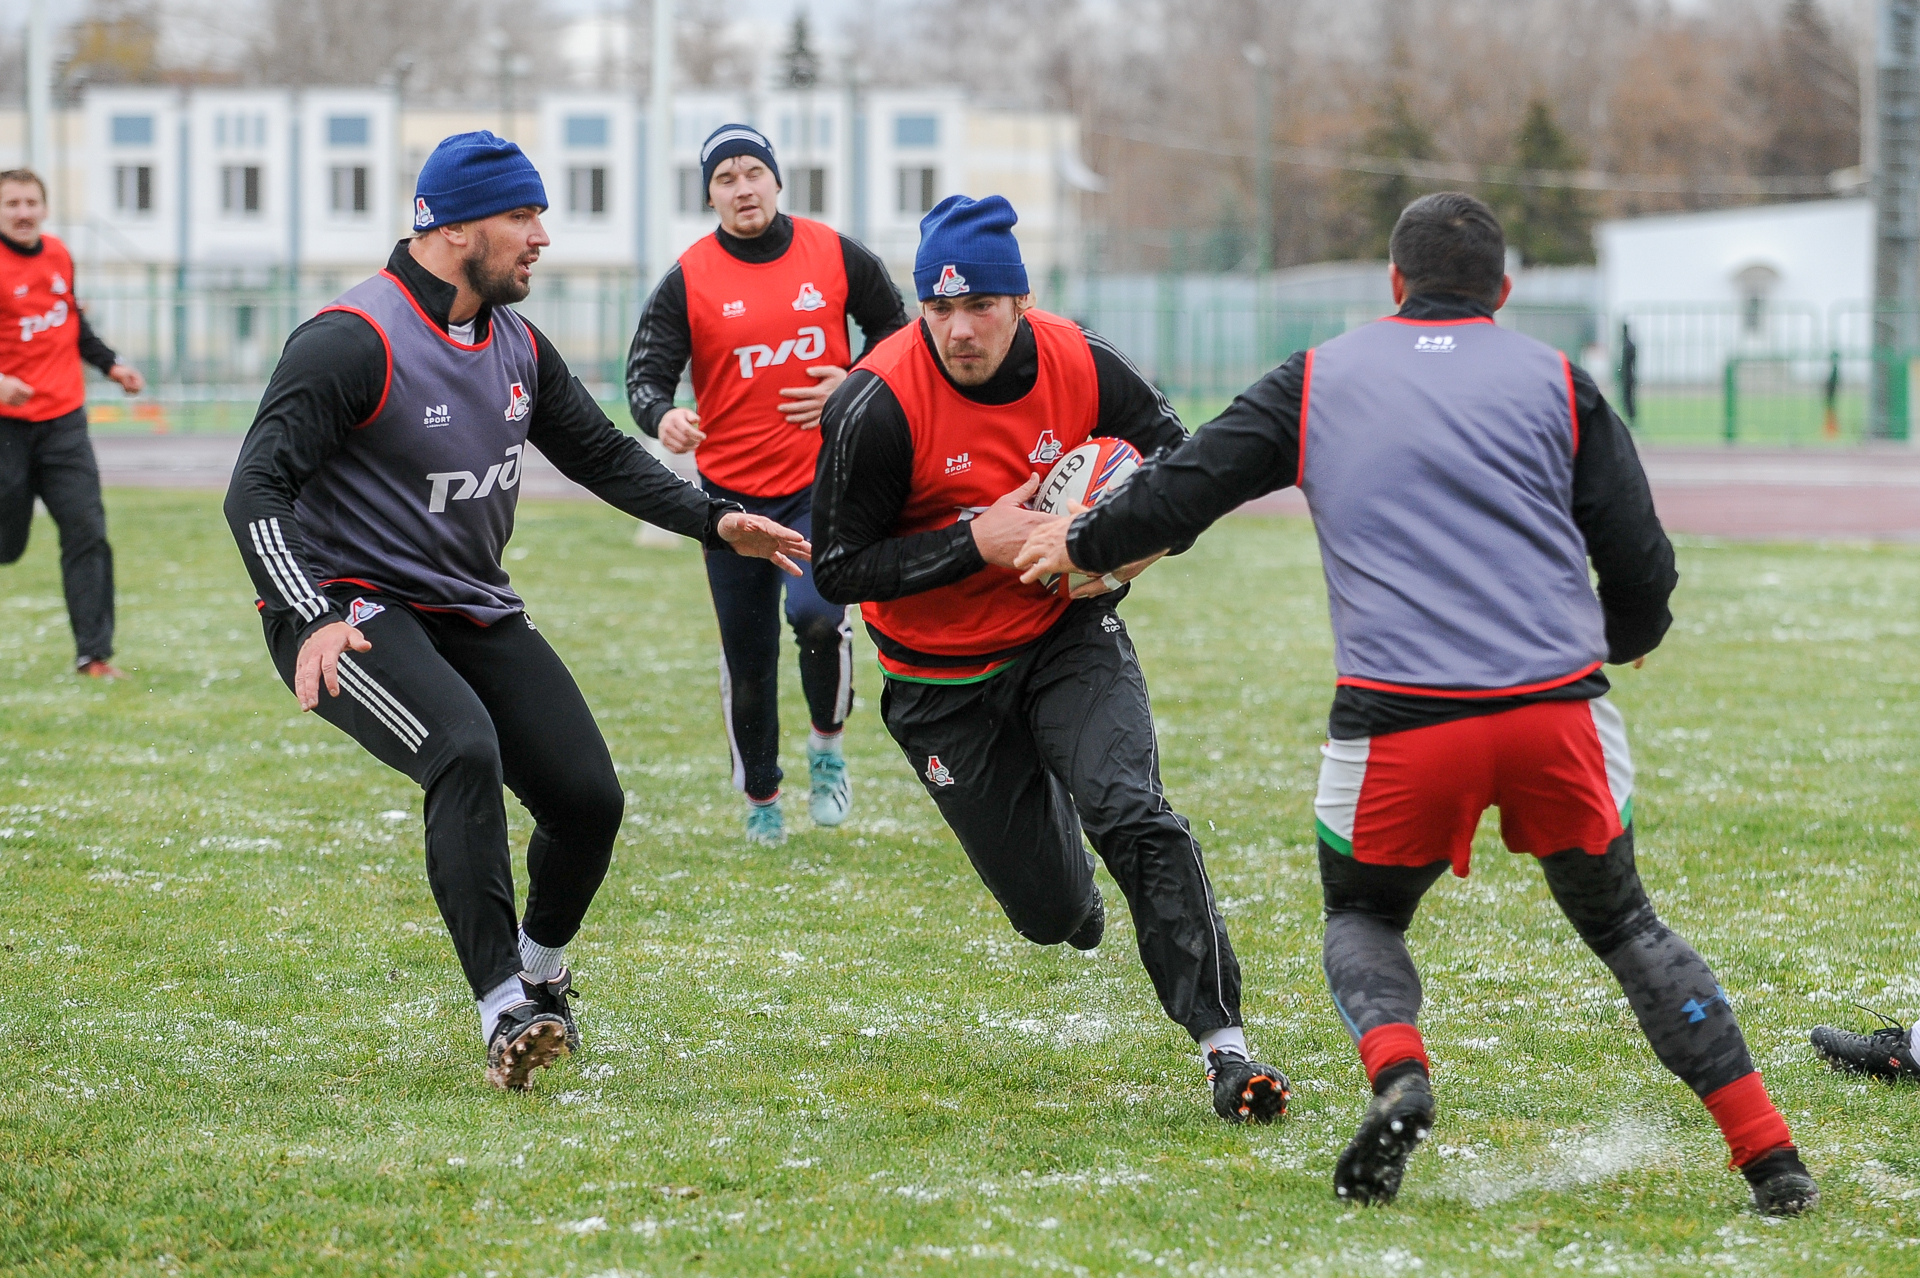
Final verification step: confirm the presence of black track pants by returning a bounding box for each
[0,408,114,664]
[880,599,1242,1039]
[263,587,624,997]
[1319,829,1755,1096]
[702,479,852,800]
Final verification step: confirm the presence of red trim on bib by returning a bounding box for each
[1336,661,1602,699]
[316,305,393,427]
[379,269,493,351]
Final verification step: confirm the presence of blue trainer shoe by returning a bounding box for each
[808,746,852,827]
[745,798,786,845]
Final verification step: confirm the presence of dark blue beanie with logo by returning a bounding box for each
[412,131,548,231]
[699,123,782,199]
[913,194,1029,301]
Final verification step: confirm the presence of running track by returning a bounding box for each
[90,437,1920,542]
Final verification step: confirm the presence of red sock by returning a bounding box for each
[1357,1023,1430,1085]
[1702,1071,1793,1169]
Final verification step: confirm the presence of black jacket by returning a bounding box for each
[225,240,740,647]
[1066,293,1678,737]
[811,316,1189,609]
[624,213,908,436]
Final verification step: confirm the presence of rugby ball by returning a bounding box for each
[1031,437,1142,594]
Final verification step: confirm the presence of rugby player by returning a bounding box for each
[1018,193,1820,1213]
[813,194,1292,1123]
[1,168,145,679]
[224,132,809,1091]
[626,123,907,843]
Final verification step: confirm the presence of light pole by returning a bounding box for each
[646,0,675,284]
[1242,42,1272,277]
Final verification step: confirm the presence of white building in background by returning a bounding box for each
[1,85,1091,290]
[1595,199,1872,380]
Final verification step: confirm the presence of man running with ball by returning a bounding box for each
[225,133,808,1091]
[626,123,907,843]
[813,194,1292,1123]
[1018,193,1818,1215]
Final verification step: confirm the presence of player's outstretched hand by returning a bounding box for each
[294,621,372,712]
[970,473,1047,568]
[718,511,812,576]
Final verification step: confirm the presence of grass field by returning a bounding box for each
[4,491,1920,1277]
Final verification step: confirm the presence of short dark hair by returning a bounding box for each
[0,169,47,200]
[1389,192,1506,303]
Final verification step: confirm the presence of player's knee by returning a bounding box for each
[570,773,625,842]
[790,609,846,654]
[438,726,504,787]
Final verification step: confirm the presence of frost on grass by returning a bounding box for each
[1430,1113,1674,1207]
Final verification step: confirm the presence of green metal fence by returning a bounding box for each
[70,275,1920,446]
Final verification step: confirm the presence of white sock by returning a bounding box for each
[477,973,527,1044]
[1199,1025,1249,1068]
[807,726,843,755]
[519,929,565,981]
[1910,1022,1919,1056]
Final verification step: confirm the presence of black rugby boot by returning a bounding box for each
[1066,892,1105,952]
[484,974,570,1091]
[1334,1064,1434,1205]
[1741,1145,1819,1218]
[1207,1048,1292,1123]
[1811,1009,1920,1082]
[531,967,582,1054]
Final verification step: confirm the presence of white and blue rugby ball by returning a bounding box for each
[1032,436,1142,595]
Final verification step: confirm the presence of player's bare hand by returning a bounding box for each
[108,363,145,395]
[294,621,371,712]
[1069,551,1166,598]
[659,408,706,454]
[718,511,812,576]
[776,365,847,428]
[971,474,1049,568]
[1633,656,1646,669]
[0,375,33,407]
[1014,512,1076,582]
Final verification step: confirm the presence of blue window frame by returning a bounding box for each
[894,114,938,148]
[111,114,154,146]
[327,115,371,147]
[565,115,610,148]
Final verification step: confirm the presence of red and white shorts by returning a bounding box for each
[1313,697,1634,878]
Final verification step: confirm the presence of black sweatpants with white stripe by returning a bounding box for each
[880,599,1243,1040]
[263,586,624,998]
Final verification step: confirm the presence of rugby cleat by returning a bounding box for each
[1334,1067,1433,1205]
[1810,1007,1920,1082]
[745,797,786,845]
[78,659,125,680]
[1066,891,1105,952]
[1207,1048,1291,1124]
[1741,1145,1819,1217]
[483,973,571,1091]
[531,967,582,1055]
[807,745,852,827]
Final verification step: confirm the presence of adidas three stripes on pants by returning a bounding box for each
[262,585,624,998]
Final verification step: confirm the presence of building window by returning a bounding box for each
[222,165,262,215]
[569,166,607,216]
[565,115,610,148]
[895,114,938,148]
[328,115,370,147]
[215,113,267,149]
[792,166,827,216]
[111,114,154,147]
[330,165,368,214]
[897,166,937,215]
[678,166,709,215]
[114,165,152,213]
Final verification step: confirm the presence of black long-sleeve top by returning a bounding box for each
[1066,292,1678,738]
[1,232,122,375]
[225,240,740,647]
[624,213,908,435]
[811,316,1189,608]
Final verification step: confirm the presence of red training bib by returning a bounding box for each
[0,234,86,422]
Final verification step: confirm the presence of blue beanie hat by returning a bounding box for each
[699,123,781,202]
[413,131,548,231]
[913,194,1029,301]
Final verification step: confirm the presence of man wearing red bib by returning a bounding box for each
[0,169,146,678]
[626,125,907,843]
[813,195,1293,1123]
